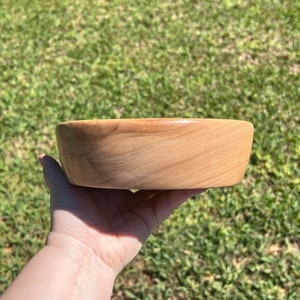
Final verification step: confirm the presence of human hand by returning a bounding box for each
[40,155,206,277]
[1,155,206,300]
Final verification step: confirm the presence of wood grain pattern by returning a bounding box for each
[56,119,254,189]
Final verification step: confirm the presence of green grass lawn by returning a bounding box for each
[1,0,299,298]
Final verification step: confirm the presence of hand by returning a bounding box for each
[2,155,206,299]
[40,155,206,276]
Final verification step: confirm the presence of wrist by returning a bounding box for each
[2,232,116,300]
[46,231,117,288]
[46,231,116,276]
[4,232,116,300]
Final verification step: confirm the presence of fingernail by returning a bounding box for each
[38,154,45,166]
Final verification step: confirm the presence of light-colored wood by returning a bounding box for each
[56,118,254,189]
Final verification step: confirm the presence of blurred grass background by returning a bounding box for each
[0,0,299,298]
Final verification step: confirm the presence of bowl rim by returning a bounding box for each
[57,118,253,127]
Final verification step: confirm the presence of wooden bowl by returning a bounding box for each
[56,118,254,189]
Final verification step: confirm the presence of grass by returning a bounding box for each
[0,0,299,298]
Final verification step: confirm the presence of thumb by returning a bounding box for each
[38,154,71,195]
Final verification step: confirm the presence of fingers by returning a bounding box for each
[150,188,207,225]
[131,188,207,240]
[134,190,163,200]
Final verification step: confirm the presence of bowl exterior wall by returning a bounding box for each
[56,119,254,189]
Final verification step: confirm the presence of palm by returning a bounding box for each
[51,186,159,273]
[42,155,205,274]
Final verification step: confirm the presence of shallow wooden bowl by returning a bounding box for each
[56,118,254,190]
